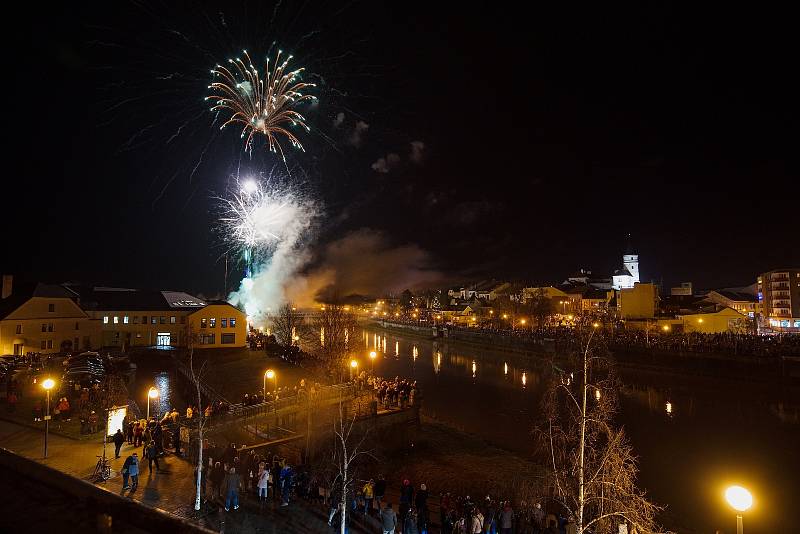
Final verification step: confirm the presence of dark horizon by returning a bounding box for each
[3,2,797,297]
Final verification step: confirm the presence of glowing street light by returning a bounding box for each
[147,387,159,421]
[725,485,753,534]
[349,359,359,381]
[264,369,277,407]
[369,350,377,372]
[41,378,55,458]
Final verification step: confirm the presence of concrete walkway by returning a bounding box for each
[0,419,365,533]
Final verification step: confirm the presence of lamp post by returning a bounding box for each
[147,387,159,421]
[349,359,358,381]
[725,485,752,534]
[41,378,55,458]
[264,369,276,402]
[369,351,377,373]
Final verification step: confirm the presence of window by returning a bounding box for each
[48,303,55,312]
[113,316,119,324]
[75,322,79,330]
[142,316,148,324]
[103,316,109,324]
[133,316,140,324]
[41,340,47,349]
[15,324,22,334]
[151,317,157,325]
[209,317,216,328]
[47,340,53,349]
[170,316,176,324]
[159,316,166,324]
[123,316,129,324]
[199,333,215,345]
[221,318,228,328]
[230,317,236,327]
[42,323,47,332]
[221,333,236,344]
[201,318,207,328]
[48,323,54,332]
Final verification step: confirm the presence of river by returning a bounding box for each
[362,326,800,534]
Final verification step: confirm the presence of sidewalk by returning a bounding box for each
[0,419,365,533]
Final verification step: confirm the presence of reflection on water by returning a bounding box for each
[362,327,800,534]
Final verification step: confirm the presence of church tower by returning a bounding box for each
[622,233,640,284]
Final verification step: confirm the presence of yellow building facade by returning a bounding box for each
[0,284,101,355]
[618,283,657,319]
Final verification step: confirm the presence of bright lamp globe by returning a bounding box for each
[725,485,753,512]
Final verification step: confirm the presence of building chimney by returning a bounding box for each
[2,274,12,299]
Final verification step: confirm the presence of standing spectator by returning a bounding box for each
[210,461,225,501]
[399,479,414,524]
[404,507,419,534]
[133,422,143,446]
[122,452,139,490]
[363,479,375,515]
[256,462,269,504]
[88,411,98,433]
[126,420,134,444]
[381,502,398,534]
[145,440,160,472]
[375,474,387,510]
[112,429,125,459]
[499,501,514,534]
[224,466,241,512]
[472,509,485,534]
[173,424,182,455]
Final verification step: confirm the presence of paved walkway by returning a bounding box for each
[0,419,365,533]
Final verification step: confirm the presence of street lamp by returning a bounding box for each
[349,359,358,381]
[369,351,377,373]
[41,378,55,458]
[264,369,276,405]
[147,387,159,421]
[725,485,752,534]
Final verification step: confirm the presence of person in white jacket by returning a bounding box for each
[256,461,270,504]
[472,510,484,534]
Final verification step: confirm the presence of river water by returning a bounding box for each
[362,327,800,534]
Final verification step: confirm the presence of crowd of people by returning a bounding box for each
[366,375,418,410]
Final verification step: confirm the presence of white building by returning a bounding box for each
[612,238,640,290]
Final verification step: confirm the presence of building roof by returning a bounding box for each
[612,268,633,277]
[714,290,758,303]
[75,287,207,312]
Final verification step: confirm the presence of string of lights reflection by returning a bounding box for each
[358,329,677,416]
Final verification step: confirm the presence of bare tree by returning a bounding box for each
[536,326,661,533]
[269,303,306,347]
[525,287,555,330]
[313,303,358,379]
[331,401,373,534]
[185,324,208,512]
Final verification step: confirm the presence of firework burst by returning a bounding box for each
[207,50,317,159]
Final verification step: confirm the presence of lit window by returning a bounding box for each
[170,316,176,324]
[48,304,55,312]
[151,317,157,325]
[123,316,129,324]
[113,316,119,324]
[210,318,216,328]
[201,318,207,328]
[230,317,236,327]
[103,316,109,324]
[221,318,227,328]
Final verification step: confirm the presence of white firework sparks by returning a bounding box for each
[219,177,305,254]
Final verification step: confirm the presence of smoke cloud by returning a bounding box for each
[371,152,400,173]
[410,140,425,163]
[348,120,369,147]
[286,228,444,305]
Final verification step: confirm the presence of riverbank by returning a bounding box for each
[370,320,798,383]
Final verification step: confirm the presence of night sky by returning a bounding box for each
[5,2,798,296]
